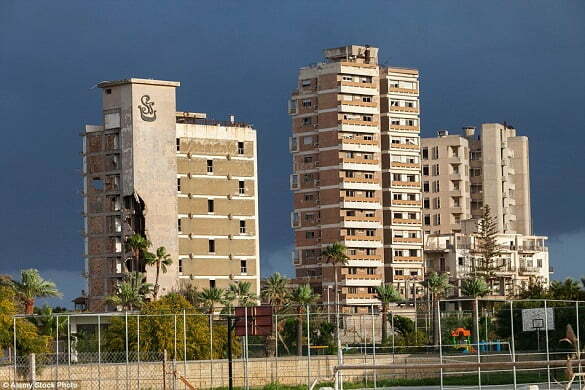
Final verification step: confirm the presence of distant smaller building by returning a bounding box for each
[424,220,550,298]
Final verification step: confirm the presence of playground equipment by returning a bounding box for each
[450,327,475,353]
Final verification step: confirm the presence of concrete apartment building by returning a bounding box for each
[83,78,260,311]
[425,221,549,296]
[421,123,531,235]
[289,45,423,311]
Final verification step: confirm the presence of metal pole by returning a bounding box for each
[371,304,377,389]
[98,315,101,390]
[543,300,551,390]
[137,315,140,390]
[67,316,71,382]
[56,316,59,384]
[209,313,213,389]
[327,287,331,323]
[125,311,129,390]
[173,314,177,390]
[391,311,395,363]
[475,298,481,389]
[13,317,17,386]
[576,301,582,388]
[274,312,278,385]
[227,317,234,390]
[306,306,311,389]
[361,313,367,386]
[509,301,517,389]
[437,300,444,390]
[183,310,187,388]
[244,307,249,390]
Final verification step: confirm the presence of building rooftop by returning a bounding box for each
[97,78,180,88]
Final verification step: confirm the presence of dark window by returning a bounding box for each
[238,142,244,154]
[208,199,214,213]
[239,181,245,194]
[207,160,213,173]
[210,280,216,288]
[208,239,215,253]
[178,219,182,232]
[239,220,246,234]
[240,260,247,273]
[176,138,181,151]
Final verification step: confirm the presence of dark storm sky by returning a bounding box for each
[0,1,583,306]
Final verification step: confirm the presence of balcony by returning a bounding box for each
[338,80,376,89]
[338,100,377,108]
[392,218,421,225]
[393,274,424,281]
[393,256,423,263]
[391,199,422,207]
[389,105,419,113]
[519,266,540,275]
[342,274,382,287]
[344,216,381,223]
[341,177,379,185]
[340,138,379,146]
[391,181,420,188]
[347,254,382,261]
[391,161,420,169]
[293,161,319,171]
[389,124,420,132]
[342,235,382,241]
[339,119,379,127]
[392,237,423,244]
[341,157,379,165]
[340,196,378,203]
[388,87,419,95]
[390,143,419,150]
[339,101,378,115]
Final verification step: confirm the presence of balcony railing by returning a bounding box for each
[342,235,382,241]
[389,124,420,132]
[344,274,382,280]
[392,218,421,225]
[390,143,419,150]
[388,87,419,94]
[339,119,379,127]
[391,199,422,206]
[341,177,380,184]
[393,256,423,262]
[341,157,379,165]
[347,254,382,261]
[389,106,419,113]
[392,181,420,187]
[340,138,379,146]
[341,196,379,203]
[391,161,420,169]
[338,81,376,89]
[344,216,382,223]
[392,237,423,243]
[338,100,378,108]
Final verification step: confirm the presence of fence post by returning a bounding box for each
[576,301,582,388]
[306,305,311,390]
[125,311,129,390]
[475,298,481,389]
[544,300,551,390]
[137,314,140,390]
[183,309,187,388]
[163,349,167,390]
[29,353,36,386]
[274,312,278,386]
[174,314,177,390]
[437,300,444,390]
[244,307,249,390]
[509,300,517,389]
[56,316,59,384]
[209,313,213,390]
[67,316,71,382]
[13,317,17,385]
[97,314,101,390]
[371,304,377,389]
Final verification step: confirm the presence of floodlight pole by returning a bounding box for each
[227,316,235,390]
[544,300,551,390]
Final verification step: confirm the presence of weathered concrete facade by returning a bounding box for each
[421,123,532,235]
[289,45,424,311]
[83,79,260,311]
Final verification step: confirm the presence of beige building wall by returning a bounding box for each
[83,80,260,311]
[421,123,532,235]
[175,119,260,295]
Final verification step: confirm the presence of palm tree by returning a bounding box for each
[125,234,151,273]
[227,282,258,310]
[106,272,152,311]
[261,272,289,308]
[260,272,290,356]
[549,278,583,300]
[289,284,319,356]
[461,278,490,347]
[376,284,402,344]
[322,243,349,320]
[198,287,225,315]
[144,246,173,301]
[13,269,62,314]
[424,272,451,345]
[176,282,200,307]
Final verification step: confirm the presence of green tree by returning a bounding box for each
[125,233,151,273]
[176,282,200,307]
[13,269,62,314]
[198,287,226,314]
[375,284,402,344]
[322,242,349,342]
[261,272,289,307]
[424,272,451,345]
[102,295,239,360]
[475,205,503,286]
[549,278,585,300]
[0,285,50,359]
[461,278,490,346]
[226,282,258,311]
[144,246,173,301]
[106,273,152,311]
[289,284,319,356]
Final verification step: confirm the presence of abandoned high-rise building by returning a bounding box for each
[83,78,260,311]
[289,45,424,312]
[420,123,531,235]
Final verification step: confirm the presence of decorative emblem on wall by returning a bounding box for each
[138,95,157,122]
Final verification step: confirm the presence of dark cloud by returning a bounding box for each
[0,1,583,303]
